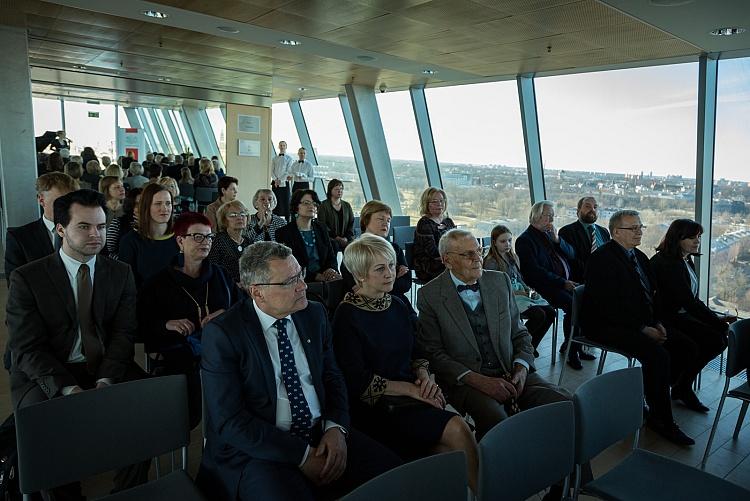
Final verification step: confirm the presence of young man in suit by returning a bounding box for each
[582,210,697,446]
[558,196,611,282]
[197,241,401,500]
[7,189,148,497]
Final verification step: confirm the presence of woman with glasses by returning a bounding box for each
[119,183,180,288]
[333,234,479,491]
[247,188,286,243]
[138,212,240,428]
[317,179,355,252]
[413,187,456,282]
[276,189,341,283]
[208,200,252,284]
[650,219,733,412]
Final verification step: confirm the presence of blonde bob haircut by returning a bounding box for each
[359,200,392,232]
[216,200,248,232]
[419,187,448,218]
[343,233,396,284]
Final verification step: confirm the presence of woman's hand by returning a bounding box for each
[321,268,341,282]
[396,265,409,278]
[165,319,196,337]
[414,370,446,408]
[200,309,226,329]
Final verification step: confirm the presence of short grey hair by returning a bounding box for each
[609,209,640,234]
[216,200,247,232]
[529,200,554,224]
[239,241,293,287]
[129,162,143,176]
[252,188,277,211]
[438,228,475,258]
[343,233,396,283]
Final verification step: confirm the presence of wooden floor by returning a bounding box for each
[1,280,749,499]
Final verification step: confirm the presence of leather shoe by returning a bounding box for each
[566,351,583,370]
[578,348,596,361]
[541,484,564,501]
[672,387,710,413]
[647,419,695,446]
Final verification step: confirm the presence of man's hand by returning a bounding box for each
[70,386,84,394]
[321,268,342,282]
[466,372,517,403]
[511,365,528,397]
[316,428,348,485]
[643,326,667,344]
[200,309,226,329]
[546,224,559,243]
[335,236,348,247]
[563,280,577,291]
[300,447,326,486]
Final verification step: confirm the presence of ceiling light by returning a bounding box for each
[649,0,694,5]
[357,55,376,62]
[279,39,301,46]
[217,26,240,34]
[422,69,437,75]
[298,87,306,91]
[710,27,746,36]
[142,10,168,19]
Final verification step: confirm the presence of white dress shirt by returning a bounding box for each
[271,154,294,185]
[292,159,315,182]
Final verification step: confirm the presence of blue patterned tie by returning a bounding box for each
[274,318,313,443]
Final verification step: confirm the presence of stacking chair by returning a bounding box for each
[559,285,634,385]
[392,225,416,248]
[341,451,467,501]
[390,215,411,228]
[16,375,205,501]
[478,402,574,501]
[701,319,750,469]
[404,241,427,303]
[572,368,749,501]
[353,216,361,237]
[195,187,218,212]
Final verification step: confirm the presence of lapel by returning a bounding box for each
[242,301,278,402]
[439,272,480,355]
[46,253,77,323]
[479,273,509,372]
[33,218,54,255]
[92,257,108,329]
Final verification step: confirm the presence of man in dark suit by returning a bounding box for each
[558,196,611,282]
[197,241,401,500]
[582,209,696,446]
[515,201,595,370]
[7,189,148,497]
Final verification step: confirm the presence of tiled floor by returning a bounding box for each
[1,280,749,498]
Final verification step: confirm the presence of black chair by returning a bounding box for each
[559,285,634,385]
[701,319,750,469]
[390,215,411,228]
[15,375,205,501]
[393,225,416,247]
[404,242,427,303]
[195,187,218,212]
[353,216,361,237]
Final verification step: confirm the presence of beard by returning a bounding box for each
[580,211,597,224]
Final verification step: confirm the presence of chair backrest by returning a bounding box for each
[179,183,195,199]
[341,451,467,501]
[353,216,361,237]
[573,368,643,465]
[393,225,417,247]
[16,375,189,493]
[391,215,411,228]
[727,319,750,378]
[571,284,585,336]
[404,241,415,269]
[481,236,491,248]
[195,187,218,203]
[478,401,574,501]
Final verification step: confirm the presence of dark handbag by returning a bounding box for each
[377,395,428,414]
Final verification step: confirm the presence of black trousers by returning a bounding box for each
[664,312,727,388]
[521,305,556,349]
[272,184,291,219]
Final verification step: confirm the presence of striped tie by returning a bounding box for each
[588,225,598,254]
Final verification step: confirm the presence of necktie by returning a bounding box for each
[588,225,598,253]
[77,264,102,371]
[457,283,479,293]
[274,318,312,443]
[629,252,652,301]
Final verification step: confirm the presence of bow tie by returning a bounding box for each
[298,160,304,163]
[279,154,285,157]
[457,283,479,293]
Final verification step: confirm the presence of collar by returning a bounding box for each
[450,271,479,290]
[58,247,96,273]
[579,221,593,230]
[342,292,392,311]
[252,300,292,333]
[42,216,55,233]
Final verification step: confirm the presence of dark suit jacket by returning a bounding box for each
[276,220,339,279]
[650,252,727,332]
[582,240,659,338]
[7,253,137,405]
[198,299,349,500]
[558,220,611,282]
[515,225,576,299]
[4,217,54,281]
[316,199,355,242]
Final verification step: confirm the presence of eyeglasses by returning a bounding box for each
[617,225,647,232]
[299,200,319,208]
[253,268,306,288]
[183,233,216,243]
[227,212,248,218]
[448,249,483,260]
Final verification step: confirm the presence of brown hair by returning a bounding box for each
[137,183,174,239]
[359,200,392,232]
[36,172,79,194]
[483,225,518,270]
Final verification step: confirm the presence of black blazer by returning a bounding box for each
[197,299,349,500]
[7,253,137,405]
[316,199,355,242]
[276,220,339,279]
[650,252,727,332]
[582,240,659,337]
[558,221,611,282]
[4,217,54,281]
[515,225,576,299]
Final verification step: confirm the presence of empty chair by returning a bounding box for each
[16,375,205,501]
[195,187,218,212]
[701,319,750,469]
[573,368,749,501]
[478,401,574,501]
[341,451,467,501]
[393,225,417,247]
[390,215,411,228]
[559,285,634,385]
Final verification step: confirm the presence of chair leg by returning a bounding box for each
[558,337,575,386]
[154,456,161,479]
[701,381,730,470]
[571,464,582,501]
[734,401,749,439]
[551,309,559,366]
[596,351,608,375]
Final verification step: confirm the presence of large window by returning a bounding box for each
[300,98,365,213]
[426,81,529,238]
[170,110,193,154]
[271,103,301,154]
[64,100,117,159]
[32,97,63,140]
[206,106,226,163]
[535,63,699,257]
[376,91,427,219]
[710,56,750,316]
[154,109,179,154]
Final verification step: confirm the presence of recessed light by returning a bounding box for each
[279,39,301,46]
[217,26,240,34]
[357,55,376,62]
[422,69,437,75]
[710,27,746,36]
[298,87,306,91]
[142,10,168,19]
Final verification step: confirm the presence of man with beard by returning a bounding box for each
[559,196,611,283]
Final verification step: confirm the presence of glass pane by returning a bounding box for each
[63,100,117,159]
[536,63,699,257]
[300,98,365,213]
[710,56,750,316]
[171,110,193,153]
[117,105,131,128]
[376,91,426,219]
[139,108,163,152]
[206,107,227,163]
[272,103,301,153]
[426,81,529,237]
[32,97,63,139]
[155,109,179,154]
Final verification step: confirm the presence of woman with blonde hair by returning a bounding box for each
[208,200,251,284]
[159,176,181,215]
[99,175,126,226]
[413,187,455,282]
[195,157,218,188]
[104,164,124,179]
